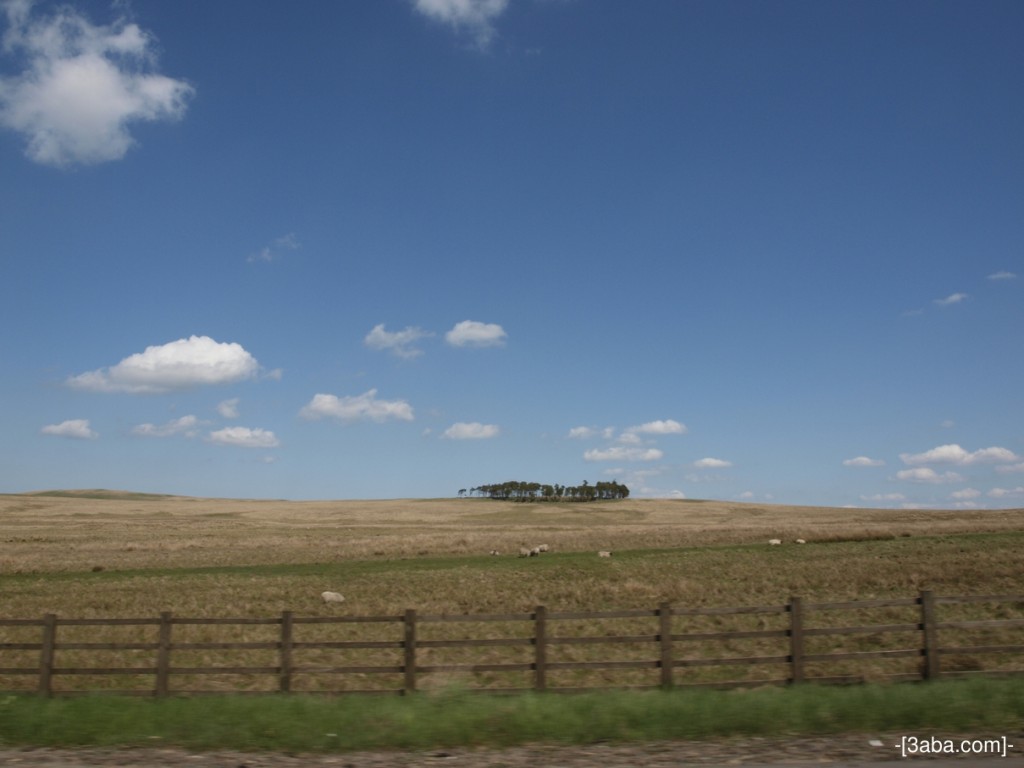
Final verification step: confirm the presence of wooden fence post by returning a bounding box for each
[38,613,57,698]
[920,590,940,680]
[789,596,805,685]
[534,605,547,692]
[156,612,173,697]
[403,609,417,695]
[658,602,673,689]
[279,610,294,693]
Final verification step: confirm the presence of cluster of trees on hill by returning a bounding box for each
[457,480,629,502]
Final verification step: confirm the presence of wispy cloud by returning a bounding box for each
[132,415,200,438]
[934,292,969,307]
[247,233,300,263]
[217,398,240,419]
[445,320,507,348]
[67,336,261,394]
[364,324,434,359]
[300,390,414,423]
[41,418,97,439]
[987,271,1017,281]
[843,456,885,467]
[411,0,509,49]
[442,421,499,439]
[584,446,663,462]
[693,457,732,469]
[895,467,964,484]
[0,0,193,166]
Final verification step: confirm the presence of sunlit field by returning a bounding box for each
[2,491,1022,694]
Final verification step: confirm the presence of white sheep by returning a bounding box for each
[321,591,346,604]
[489,549,501,556]
[598,550,612,558]
[537,544,549,553]
[795,538,806,544]
[530,547,541,557]
[518,547,531,558]
[768,539,782,546]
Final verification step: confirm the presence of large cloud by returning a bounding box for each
[67,336,261,394]
[41,418,96,439]
[900,444,1020,467]
[0,0,193,166]
[412,0,509,48]
[300,390,414,423]
[445,320,507,348]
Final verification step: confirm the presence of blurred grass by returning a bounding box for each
[1,678,1022,751]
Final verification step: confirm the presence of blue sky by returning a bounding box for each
[1,0,1022,507]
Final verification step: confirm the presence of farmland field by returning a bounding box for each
[2,491,1023,694]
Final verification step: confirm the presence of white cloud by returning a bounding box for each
[217,398,240,419]
[626,419,687,435]
[843,456,885,467]
[988,271,1017,281]
[584,446,663,462]
[988,486,1024,499]
[442,421,500,440]
[861,493,906,502]
[895,467,964,484]
[67,336,261,394]
[299,390,414,423]
[617,431,643,445]
[132,415,200,438]
[41,418,97,439]
[996,462,1024,474]
[568,426,598,439]
[900,444,1020,467]
[693,457,732,469]
[247,233,300,263]
[445,320,507,348]
[0,0,193,167]
[412,0,509,48]
[934,292,969,307]
[364,324,433,359]
[207,426,279,449]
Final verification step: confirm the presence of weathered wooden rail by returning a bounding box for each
[1,591,1021,697]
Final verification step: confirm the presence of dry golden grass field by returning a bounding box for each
[2,490,1022,693]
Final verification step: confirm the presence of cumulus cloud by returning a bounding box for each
[693,457,732,469]
[132,415,200,438]
[988,271,1017,281]
[67,336,261,394]
[300,390,414,423]
[584,446,663,462]
[843,456,885,467]
[445,320,507,348]
[247,233,300,263]
[626,419,687,436]
[364,324,434,359]
[442,421,499,439]
[0,0,193,166]
[217,398,240,419]
[207,426,279,448]
[934,292,969,307]
[988,486,1024,499]
[411,0,509,48]
[900,444,1020,467]
[568,426,598,439]
[41,418,96,439]
[895,467,964,484]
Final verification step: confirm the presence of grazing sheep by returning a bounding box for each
[537,544,549,553]
[518,548,531,558]
[321,591,346,604]
[598,550,613,558]
[530,547,541,557]
[795,538,806,544]
[489,549,501,556]
[768,539,782,546]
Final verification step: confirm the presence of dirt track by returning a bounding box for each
[2,732,1022,767]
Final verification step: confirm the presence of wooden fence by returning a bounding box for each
[2,591,1022,697]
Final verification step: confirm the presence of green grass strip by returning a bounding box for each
[2,678,1023,752]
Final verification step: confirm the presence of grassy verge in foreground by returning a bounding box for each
[1,679,1022,752]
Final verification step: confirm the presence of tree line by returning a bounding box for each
[458,480,629,502]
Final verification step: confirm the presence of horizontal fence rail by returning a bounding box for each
[1,591,1022,697]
